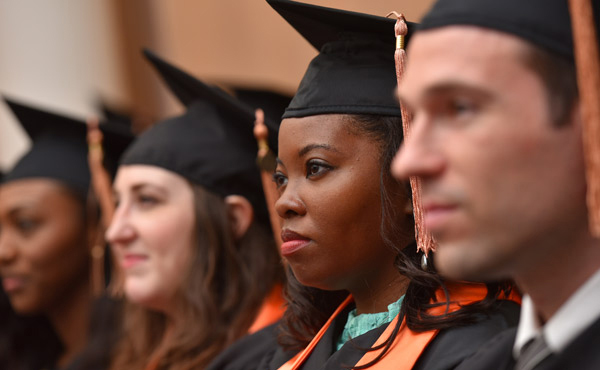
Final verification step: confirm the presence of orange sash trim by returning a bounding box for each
[278,295,354,370]
[248,283,286,334]
[278,283,520,370]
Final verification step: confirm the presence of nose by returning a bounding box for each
[105,204,136,247]
[274,183,306,220]
[391,116,446,181]
[0,230,18,265]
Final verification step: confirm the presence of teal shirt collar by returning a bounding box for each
[335,295,405,351]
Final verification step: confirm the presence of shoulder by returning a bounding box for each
[206,322,280,370]
[549,316,600,370]
[414,300,520,370]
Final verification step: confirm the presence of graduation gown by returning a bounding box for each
[204,284,286,370]
[454,316,600,370]
[257,300,520,370]
[206,322,280,370]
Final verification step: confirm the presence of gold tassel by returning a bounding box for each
[253,109,283,248]
[86,117,122,296]
[387,12,437,255]
[568,0,600,237]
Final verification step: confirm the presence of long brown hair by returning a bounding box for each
[110,184,283,370]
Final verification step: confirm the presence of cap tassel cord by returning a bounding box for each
[388,12,437,254]
[568,0,600,237]
[254,109,283,247]
[87,118,122,296]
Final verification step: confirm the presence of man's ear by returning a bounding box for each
[224,195,254,240]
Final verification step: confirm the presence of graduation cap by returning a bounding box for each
[267,0,417,118]
[120,49,277,225]
[233,88,292,129]
[419,0,600,62]
[1,98,133,196]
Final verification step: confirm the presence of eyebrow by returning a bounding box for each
[400,80,494,104]
[8,205,34,218]
[426,81,494,102]
[298,143,340,157]
[114,182,168,197]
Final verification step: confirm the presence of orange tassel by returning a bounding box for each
[388,12,437,255]
[253,109,283,248]
[568,0,600,237]
[86,118,122,296]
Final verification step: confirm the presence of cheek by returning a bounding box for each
[130,209,195,306]
[17,220,89,312]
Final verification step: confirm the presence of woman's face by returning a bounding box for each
[274,114,407,292]
[0,179,89,314]
[107,165,195,314]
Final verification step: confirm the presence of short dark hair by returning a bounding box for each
[519,43,579,126]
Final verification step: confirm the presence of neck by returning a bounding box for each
[47,278,92,368]
[515,231,600,322]
[350,261,409,315]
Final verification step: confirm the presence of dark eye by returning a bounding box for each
[16,218,38,234]
[137,194,159,208]
[449,98,477,117]
[306,160,332,179]
[272,171,288,189]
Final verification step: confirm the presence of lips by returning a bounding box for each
[422,202,457,231]
[280,229,311,257]
[121,254,148,269]
[2,275,26,293]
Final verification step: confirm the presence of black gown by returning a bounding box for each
[205,322,281,370]
[252,300,520,370]
[454,316,600,370]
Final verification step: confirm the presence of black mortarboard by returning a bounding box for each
[267,0,416,118]
[2,98,134,196]
[121,50,277,225]
[99,101,133,128]
[419,0,600,61]
[233,88,292,127]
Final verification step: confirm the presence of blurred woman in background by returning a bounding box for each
[106,50,285,370]
[0,98,131,370]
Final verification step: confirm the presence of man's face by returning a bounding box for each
[392,26,587,281]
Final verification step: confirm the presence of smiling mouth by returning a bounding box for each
[2,276,26,293]
[122,254,148,269]
[280,229,312,257]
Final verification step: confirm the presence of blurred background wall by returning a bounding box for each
[0,0,434,171]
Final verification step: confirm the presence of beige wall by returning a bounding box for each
[145,0,434,116]
[0,0,127,170]
[0,0,435,170]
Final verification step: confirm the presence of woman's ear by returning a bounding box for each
[224,195,255,240]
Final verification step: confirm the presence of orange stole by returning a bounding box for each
[248,283,286,334]
[278,283,520,370]
[279,295,354,370]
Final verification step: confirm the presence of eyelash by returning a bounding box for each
[305,159,333,178]
[272,159,335,190]
[272,171,287,190]
[137,194,159,207]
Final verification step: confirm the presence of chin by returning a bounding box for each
[125,280,154,305]
[7,296,42,315]
[435,241,510,282]
[125,282,173,313]
[435,241,485,281]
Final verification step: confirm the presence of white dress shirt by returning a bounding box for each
[513,267,600,359]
